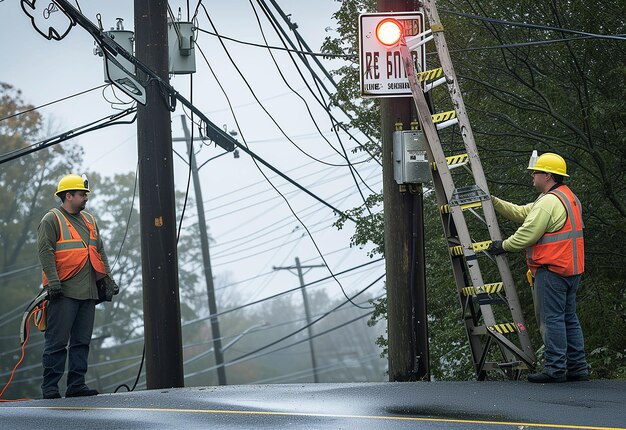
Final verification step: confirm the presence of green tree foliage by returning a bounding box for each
[323,1,626,379]
[0,82,86,397]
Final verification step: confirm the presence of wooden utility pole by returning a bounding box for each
[378,0,430,381]
[273,257,325,383]
[180,116,227,386]
[134,0,184,389]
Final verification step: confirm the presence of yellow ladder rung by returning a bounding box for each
[432,153,468,171]
[488,323,519,334]
[416,67,443,82]
[461,282,504,296]
[431,110,456,124]
[440,201,482,214]
[449,240,492,256]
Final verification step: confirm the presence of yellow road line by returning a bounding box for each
[8,406,624,430]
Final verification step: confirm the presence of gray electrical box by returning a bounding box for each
[168,20,196,74]
[393,130,431,184]
[98,22,136,86]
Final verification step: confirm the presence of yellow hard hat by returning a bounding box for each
[55,174,90,196]
[527,152,569,177]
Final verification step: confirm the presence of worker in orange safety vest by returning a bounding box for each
[487,153,589,383]
[38,174,118,399]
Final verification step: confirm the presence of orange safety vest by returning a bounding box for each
[41,208,107,286]
[526,185,584,276]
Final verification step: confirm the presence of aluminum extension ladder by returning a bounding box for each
[398,1,535,379]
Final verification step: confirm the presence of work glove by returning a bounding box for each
[487,240,506,256]
[46,282,63,300]
[96,275,119,304]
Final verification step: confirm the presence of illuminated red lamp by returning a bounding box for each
[375,18,403,46]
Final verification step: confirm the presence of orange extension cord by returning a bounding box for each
[0,310,37,402]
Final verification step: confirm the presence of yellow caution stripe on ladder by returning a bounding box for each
[440,201,482,214]
[431,110,459,130]
[449,240,491,256]
[431,110,456,124]
[416,67,443,82]
[488,323,519,334]
[461,282,504,296]
[432,153,468,171]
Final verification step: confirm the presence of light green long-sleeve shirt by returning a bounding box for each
[492,194,567,252]
[37,207,111,300]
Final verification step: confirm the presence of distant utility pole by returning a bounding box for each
[379,0,430,382]
[273,257,325,383]
[134,0,184,389]
[180,116,227,386]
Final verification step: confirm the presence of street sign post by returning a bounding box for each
[358,11,425,98]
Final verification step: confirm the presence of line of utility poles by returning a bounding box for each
[273,257,325,383]
[180,116,227,386]
[134,0,184,389]
[130,0,428,388]
[379,0,430,381]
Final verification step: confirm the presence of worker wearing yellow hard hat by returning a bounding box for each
[55,174,90,196]
[37,174,118,399]
[488,152,588,383]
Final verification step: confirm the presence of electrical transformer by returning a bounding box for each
[167,20,196,74]
[393,130,430,184]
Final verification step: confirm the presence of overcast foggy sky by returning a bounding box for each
[0,1,386,307]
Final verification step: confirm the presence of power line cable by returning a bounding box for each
[444,35,599,53]
[255,0,381,170]
[193,27,353,58]
[182,286,381,380]
[0,107,137,165]
[199,5,355,169]
[93,294,379,391]
[194,44,354,222]
[194,33,365,306]
[110,162,138,271]
[249,0,378,204]
[194,18,368,307]
[261,0,382,166]
[0,84,107,123]
[183,259,383,326]
[440,8,626,41]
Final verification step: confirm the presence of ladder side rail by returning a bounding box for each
[423,0,534,358]
[399,43,497,328]
[431,175,492,372]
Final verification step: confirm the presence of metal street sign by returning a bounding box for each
[359,11,425,98]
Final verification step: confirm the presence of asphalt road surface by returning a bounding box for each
[1,381,624,429]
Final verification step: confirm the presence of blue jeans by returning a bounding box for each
[533,268,588,377]
[41,296,96,395]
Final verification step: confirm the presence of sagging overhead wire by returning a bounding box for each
[184,275,384,379]
[198,5,354,169]
[0,107,137,166]
[195,35,366,308]
[247,0,377,207]
[180,258,384,330]
[194,44,355,222]
[251,0,377,218]
[0,84,107,123]
[440,8,626,41]
[257,0,381,166]
[194,28,354,59]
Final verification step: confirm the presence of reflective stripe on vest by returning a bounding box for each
[526,186,584,276]
[41,209,107,286]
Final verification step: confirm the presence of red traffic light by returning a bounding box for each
[375,18,403,46]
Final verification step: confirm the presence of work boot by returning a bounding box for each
[566,373,590,382]
[528,372,566,383]
[42,391,61,399]
[65,387,99,397]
